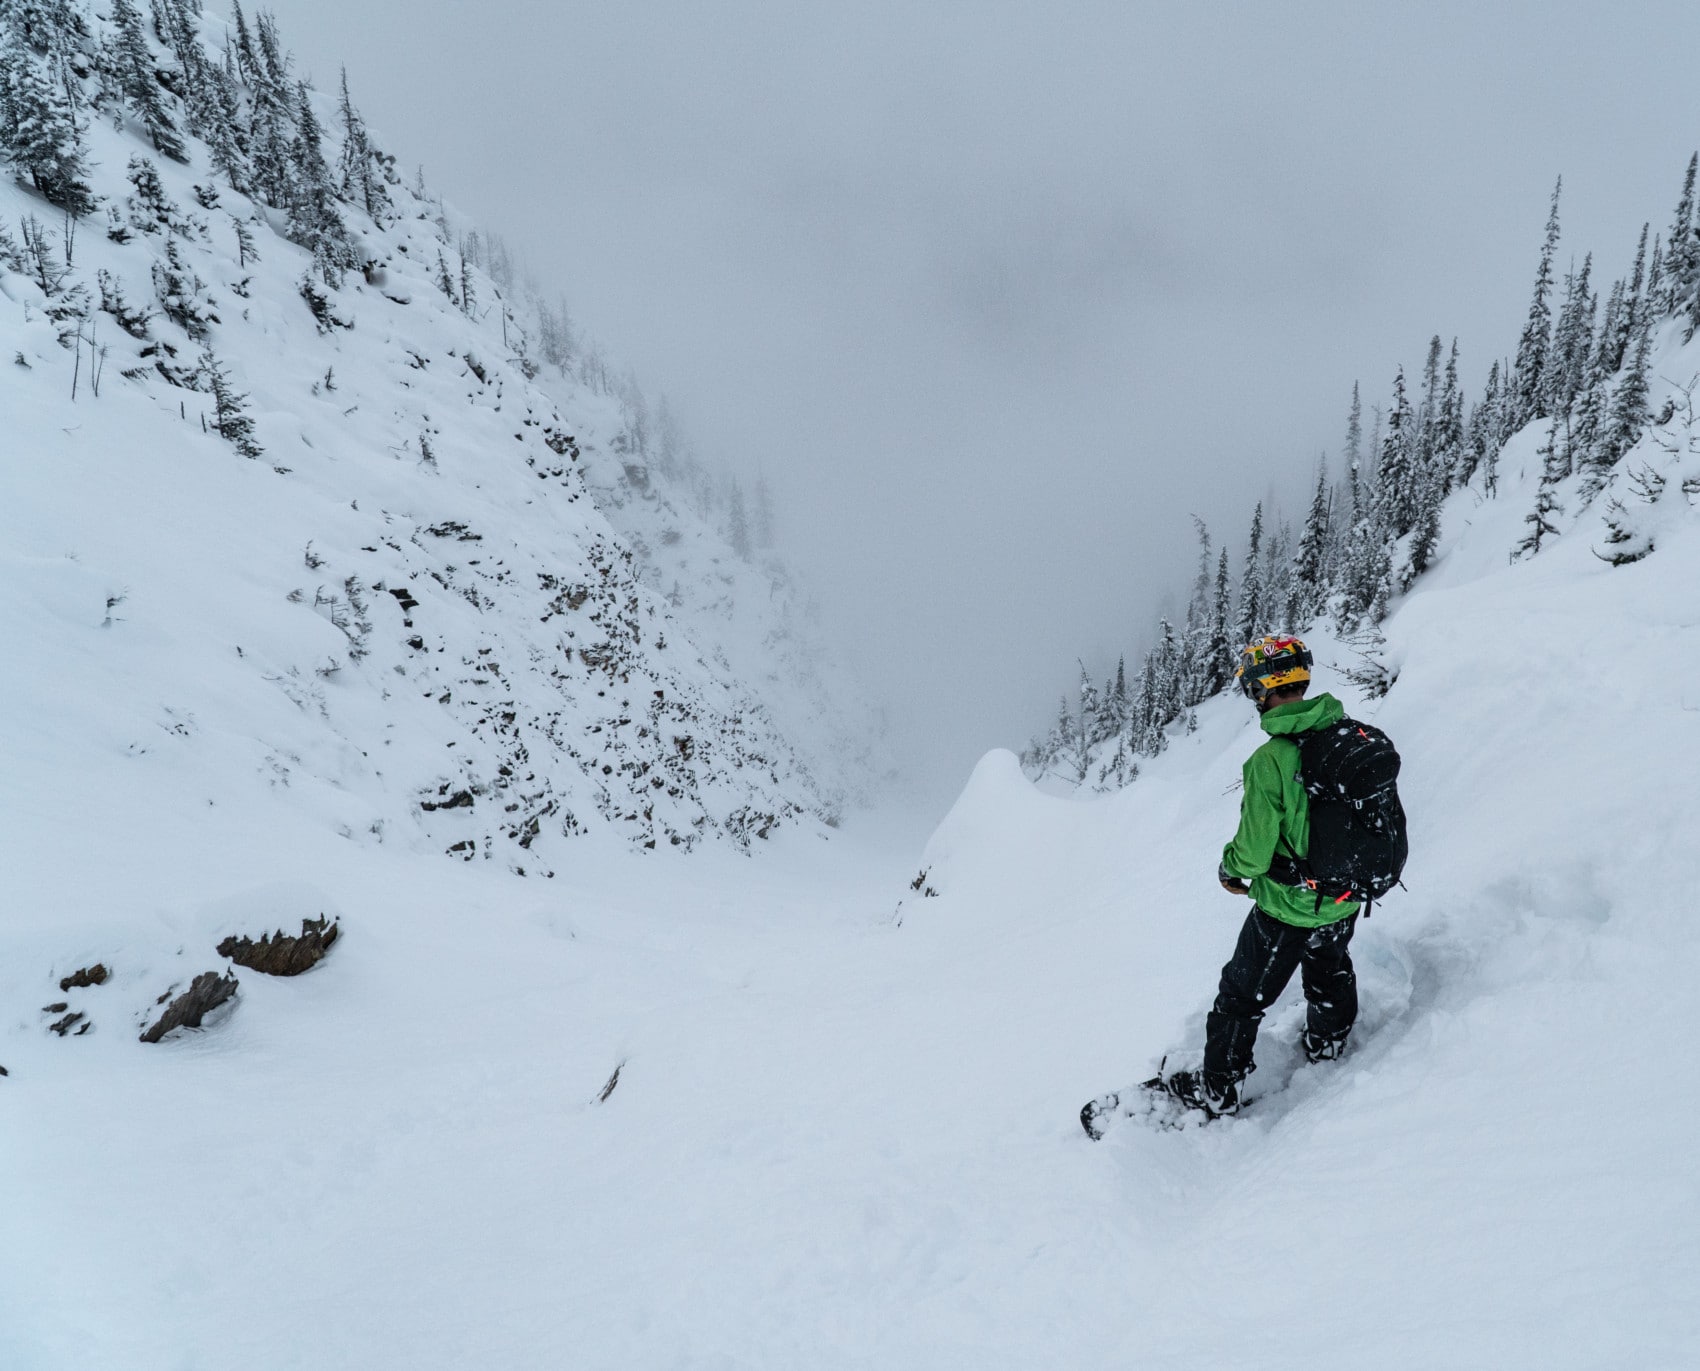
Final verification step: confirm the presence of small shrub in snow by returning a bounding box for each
[197,349,263,458]
[96,270,150,338]
[152,239,217,339]
[125,156,179,235]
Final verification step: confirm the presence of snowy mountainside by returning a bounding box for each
[7,366,1696,1368]
[892,409,1700,1363]
[1026,163,1700,792]
[0,2,878,869]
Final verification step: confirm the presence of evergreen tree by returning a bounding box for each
[1416,334,1443,477]
[1290,456,1331,622]
[231,211,257,267]
[433,247,457,304]
[1340,382,1363,547]
[1202,545,1233,698]
[1134,648,1164,756]
[335,66,391,225]
[254,8,288,90]
[0,32,96,213]
[1511,176,1562,431]
[1514,419,1566,560]
[1544,253,1594,416]
[286,80,351,275]
[727,480,751,559]
[201,58,249,191]
[1437,339,1465,490]
[1596,277,1625,373]
[1613,223,1650,369]
[1377,367,1416,537]
[1235,501,1264,646]
[1402,464,1443,589]
[230,0,261,87]
[1462,359,1498,488]
[198,348,263,457]
[1261,519,1294,632]
[152,236,216,339]
[1598,312,1654,470]
[538,292,575,372]
[1661,152,1698,319]
[107,0,186,161]
[457,246,475,315]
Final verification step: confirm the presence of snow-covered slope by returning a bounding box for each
[7,337,1697,1368]
[1,6,878,871]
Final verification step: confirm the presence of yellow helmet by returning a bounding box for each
[1235,634,1313,703]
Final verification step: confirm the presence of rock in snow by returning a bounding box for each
[217,917,340,977]
[139,973,239,1044]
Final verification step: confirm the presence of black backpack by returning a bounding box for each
[1271,718,1408,913]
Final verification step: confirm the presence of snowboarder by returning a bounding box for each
[1156,634,1362,1118]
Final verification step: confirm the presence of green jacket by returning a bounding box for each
[1221,692,1361,928]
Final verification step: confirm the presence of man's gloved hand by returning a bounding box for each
[1218,862,1251,896]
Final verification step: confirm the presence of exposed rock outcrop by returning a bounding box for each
[59,964,110,991]
[140,972,239,1043]
[217,917,339,977]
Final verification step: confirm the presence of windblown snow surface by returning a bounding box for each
[7,396,1700,1369]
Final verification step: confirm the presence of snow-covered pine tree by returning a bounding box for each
[1595,275,1626,374]
[433,247,457,304]
[124,153,177,233]
[1377,367,1416,537]
[0,28,96,213]
[727,479,752,559]
[1290,456,1330,623]
[1659,152,1697,320]
[1544,253,1594,417]
[198,347,263,457]
[106,0,185,161]
[335,66,390,226]
[1235,500,1264,646]
[1437,339,1465,490]
[1261,518,1294,633]
[1204,545,1232,698]
[1612,224,1650,374]
[1462,359,1499,489]
[1416,335,1443,478]
[457,246,475,316]
[1598,309,1654,472]
[253,8,289,90]
[537,293,575,373]
[286,80,351,277]
[152,235,215,339]
[231,211,257,266]
[1510,176,1562,432]
[1515,418,1566,560]
[95,266,151,336]
[1134,647,1165,756]
[1402,461,1443,589]
[200,56,248,191]
[4,0,88,54]
[229,0,261,87]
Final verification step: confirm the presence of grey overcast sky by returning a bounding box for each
[273,0,1700,792]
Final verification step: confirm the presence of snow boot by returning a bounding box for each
[1146,1067,1243,1119]
[1301,1028,1350,1064]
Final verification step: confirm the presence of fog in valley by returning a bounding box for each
[272,0,1700,797]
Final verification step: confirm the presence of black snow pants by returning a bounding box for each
[1203,906,1358,1081]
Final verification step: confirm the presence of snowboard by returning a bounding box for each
[1079,1070,1235,1139]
